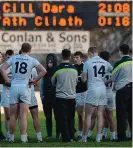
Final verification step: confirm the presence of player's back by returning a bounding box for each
[8,54,38,85]
[85,56,112,87]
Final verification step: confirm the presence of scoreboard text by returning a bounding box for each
[0,1,132,30]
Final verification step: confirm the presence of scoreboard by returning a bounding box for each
[0,1,132,30]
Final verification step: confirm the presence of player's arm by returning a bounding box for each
[108,62,113,73]
[0,62,11,84]
[111,62,120,82]
[29,59,47,85]
[33,64,47,83]
[105,62,113,85]
[104,79,112,85]
[81,62,88,82]
[112,81,116,91]
[81,72,87,82]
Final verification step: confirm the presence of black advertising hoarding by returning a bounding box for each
[0,1,132,30]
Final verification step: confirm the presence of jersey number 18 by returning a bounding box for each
[15,61,28,74]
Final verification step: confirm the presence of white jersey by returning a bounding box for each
[6,54,40,85]
[104,73,113,90]
[0,64,3,92]
[83,56,113,88]
[6,66,12,80]
[30,68,38,91]
[104,72,114,97]
[0,84,3,93]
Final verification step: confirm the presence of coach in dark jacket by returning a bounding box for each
[51,49,78,142]
[40,53,60,139]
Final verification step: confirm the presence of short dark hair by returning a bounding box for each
[74,51,83,58]
[88,46,98,54]
[5,49,14,56]
[21,43,31,53]
[99,51,110,62]
[119,44,129,55]
[62,49,71,60]
[19,50,22,54]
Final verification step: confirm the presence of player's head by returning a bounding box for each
[99,51,110,62]
[5,49,14,59]
[88,46,98,57]
[119,44,130,56]
[46,54,57,69]
[74,51,83,65]
[62,49,71,60]
[19,50,22,54]
[0,52,3,63]
[21,43,31,54]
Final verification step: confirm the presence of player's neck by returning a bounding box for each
[92,53,98,57]
[21,53,29,56]
[122,54,129,57]
[77,62,82,65]
[62,60,70,63]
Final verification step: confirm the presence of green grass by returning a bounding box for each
[0,112,132,147]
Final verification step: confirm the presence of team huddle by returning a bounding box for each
[0,43,132,143]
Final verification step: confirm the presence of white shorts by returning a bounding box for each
[105,90,116,110]
[86,86,107,106]
[76,91,87,105]
[1,86,10,108]
[10,85,31,105]
[29,90,38,109]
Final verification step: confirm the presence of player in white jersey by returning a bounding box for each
[18,50,43,142]
[1,50,14,140]
[29,68,43,142]
[0,52,6,140]
[99,51,116,141]
[0,43,46,143]
[79,47,113,142]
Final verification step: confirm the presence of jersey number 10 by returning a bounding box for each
[15,61,28,74]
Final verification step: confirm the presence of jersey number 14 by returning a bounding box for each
[93,65,105,77]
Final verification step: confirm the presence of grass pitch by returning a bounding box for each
[0,112,132,147]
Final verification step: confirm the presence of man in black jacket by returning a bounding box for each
[40,54,60,139]
[73,51,87,140]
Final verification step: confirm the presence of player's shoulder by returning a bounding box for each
[84,59,91,65]
[26,55,35,60]
[11,54,18,59]
[8,54,19,61]
[70,63,77,69]
[100,57,112,65]
[28,55,39,64]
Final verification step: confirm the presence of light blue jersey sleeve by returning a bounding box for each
[6,57,13,66]
[32,59,40,68]
[83,62,88,73]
